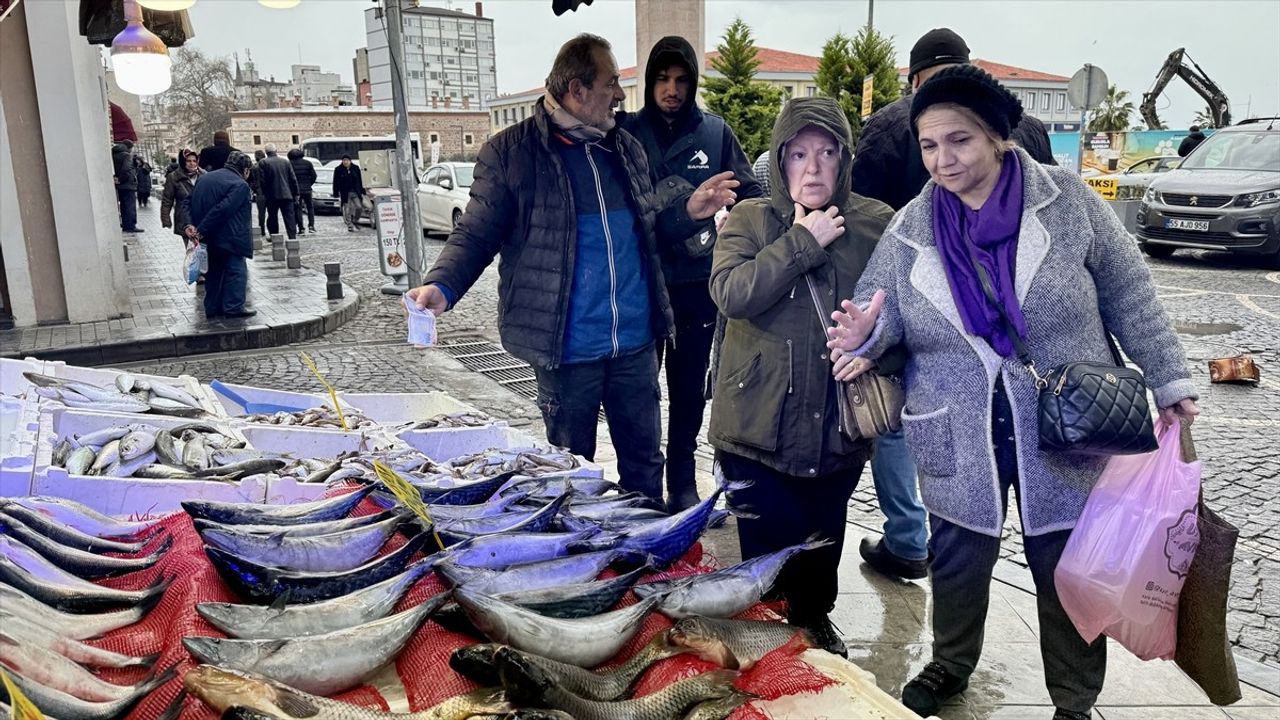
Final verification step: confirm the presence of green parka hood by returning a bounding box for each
[768,96,855,218]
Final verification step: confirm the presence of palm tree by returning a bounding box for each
[1191,107,1217,129]
[1088,85,1135,132]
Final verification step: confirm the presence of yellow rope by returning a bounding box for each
[372,460,446,553]
[1,668,45,720]
[299,352,349,431]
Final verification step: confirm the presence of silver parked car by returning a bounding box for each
[1136,118,1279,265]
[415,162,474,233]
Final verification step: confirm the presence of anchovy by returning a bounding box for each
[446,528,605,569]
[616,480,751,568]
[492,566,648,619]
[0,663,174,720]
[0,612,158,669]
[667,617,812,671]
[0,632,146,702]
[634,538,833,619]
[117,429,157,462]
[200,514,407,573]
[183,665,513,720]
[205,532,435,604]
[452,632,688,701]
[149,380,204,409]
[196,562,438,640]
[192,510,400,539]
[494,646,740,719]
[0,583,163,640]
[183,599,445,695]
[0,513,171,579]
[454,585,662,667]
[437,548,641,596]
[11,496,164,539]
[183,485,374,526]
[0,538,171,613]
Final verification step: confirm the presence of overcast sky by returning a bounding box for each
[184,0,1280,127]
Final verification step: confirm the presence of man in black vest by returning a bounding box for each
[621,36,763,511]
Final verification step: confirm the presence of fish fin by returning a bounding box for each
[154,688,187,720]
[274,686,322,718]
[133,651,161,669]
[258,638,291,659]
[268,590,291,614]
[799,533,836,552]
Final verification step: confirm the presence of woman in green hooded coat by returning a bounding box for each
[708,97,896,657]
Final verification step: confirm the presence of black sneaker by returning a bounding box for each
[860,536,929,580]
[790,613,847,658]
[902,661,968,717]
[1052,710,1092,720]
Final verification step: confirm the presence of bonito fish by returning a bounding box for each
[0,632,148,702]
[0,611,157,669]
[199,513,407,573]
[0,663,174,720]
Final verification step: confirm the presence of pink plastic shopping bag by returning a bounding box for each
[1054,420,1202,660]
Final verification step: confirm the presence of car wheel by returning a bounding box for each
[1141,244,1175,259]
[452,209,462,229]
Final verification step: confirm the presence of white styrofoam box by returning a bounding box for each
[32,411,267,514]
[1,395,38,498]
[265,476,329,505]
[0,358,58,397]
[45,406,247,446]
[397,424,539,463]
[208,382,351,417]
[337,391,486,425]
[34,361,223,417]
[238,424,403,460]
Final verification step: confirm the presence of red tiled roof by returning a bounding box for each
[897,59,1070,83]
[501,46,822,99]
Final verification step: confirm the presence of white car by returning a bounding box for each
[415,162,474,233]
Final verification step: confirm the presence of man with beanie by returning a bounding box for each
[845,27,1057,586]
[1178,125,1207,157]
[406,34,739,503]
[198,130,238,174]
[621,35,763,512]
[186,151,256,319]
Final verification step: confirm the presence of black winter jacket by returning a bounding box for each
[258,154,299,201]
[333,165,365,202]
[198,141,236,174]
[288,150,318,193]
[112,143,137,191]
[423,100,687,369]
[1177,130,1206,157]
[620,35,763,286]
[851,94,1057,211]
[190,168,253,258]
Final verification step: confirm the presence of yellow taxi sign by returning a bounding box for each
[1086,176,1118,200]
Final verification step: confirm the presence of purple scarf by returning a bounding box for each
[932,151,1027,357]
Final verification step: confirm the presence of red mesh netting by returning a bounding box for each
[24,487,840,717]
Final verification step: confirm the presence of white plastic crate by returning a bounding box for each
[238,424,404,459]
[396,424,541,463]
[337,391,485,424]
[11,360,224,417]
[0,358,56,397]
[265,475,329,505]
[0,395,38,498]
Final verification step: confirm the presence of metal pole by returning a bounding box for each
[1076,64,1091,176]
[867,0,874,31]
[384,0,426,288]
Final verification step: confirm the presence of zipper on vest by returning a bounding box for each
[583,144,621,358]
[786,339,794,395]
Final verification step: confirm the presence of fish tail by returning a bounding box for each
[798,534,836,552]
[132,651,162,669]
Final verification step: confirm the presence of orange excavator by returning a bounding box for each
[1140,48,1231,130]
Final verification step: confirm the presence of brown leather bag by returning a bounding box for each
[1207,354,1260,384]
[805,276,904,441]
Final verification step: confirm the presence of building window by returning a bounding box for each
[464,133,474,145]
[429,133,440,144]
[1041,92,1050,111]
[502,108,510,124]
[493,110,499,124]
[806,86,816,97]
[784,85,794,98]
[519,105,526,120]
[1057,92,1066,111]
[291,134,299,144]
[253,134,261,145]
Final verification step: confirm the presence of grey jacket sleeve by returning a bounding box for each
[709,205,828,320]
[1082,184,1195,408]
[422,140,514,302]
[848,234,906,361]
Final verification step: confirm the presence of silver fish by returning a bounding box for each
[131,464,204,480]
[0,632,142,702]
[52,438,74,467]
[454,585,662,667]
[149,396,205,417]
[21,371,62,388]
[12,496,164,538]
[115,373,136,393]
[667,617,812,671]
[1,663,174,720]
[0,513,170,579]
[118,429,157,462]
[72,425,132,449]
[148,381,203,409]
[195,457,287,479]
[199,514,406,573]
[104,450,157,478]
[62,393,152,413]
[0,612,157,669]
[153,429,181,465]
[183,432,210,470]
[182,599,442,695]
[0,537,171,613]
[61,381,138,404]
[192,511,400,539]
[0,583,162,640]
[88,439,121,475]
[438,548,637,596]
[66,446,96,475]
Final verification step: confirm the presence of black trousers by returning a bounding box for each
[296,192,315,230]
[928,378,1107,713]
[117,187,137,230]
[266,197,297,239]
[532,347,664,501]
[718,450,861,618]
[655,282,718,499]
[254,193,268,233]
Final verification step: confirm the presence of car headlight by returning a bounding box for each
[1235,188,1280,208]
[1142,186,1159,204]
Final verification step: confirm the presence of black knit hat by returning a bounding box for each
[224,151,253,175]
[908,28,970,80]
[909,64,1024,140]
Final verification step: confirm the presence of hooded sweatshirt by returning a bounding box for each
[621,36,762,287]
[707,97,894,477]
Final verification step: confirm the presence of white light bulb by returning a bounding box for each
[113,52,173,96]
[258,0,301,9]
[137,0,196,10]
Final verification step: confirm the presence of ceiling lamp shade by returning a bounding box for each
[136,0,197,10]
[111,0,172,96]
[258,0,301,8]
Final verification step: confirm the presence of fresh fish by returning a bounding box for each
[437,493,570,542]
[148,396,206,416]
[132,464,218,480]
[415,471,518,505]
[200,514,407,573]
[61,381,140,404]
[66,446,97,475]
[183,432,210,471]
[437,548,641,596]
[104,450,158,478]
[0,663,174,720]
[52,438,74,467]
[153,429,181,465]
[183,485,374,526]
[454,585,663,667]
[634,538,833,619]
[149,381,204,409]
[195,457,287,479]
[0,513,171,579]
[0,506,156,555]
[71,426,132,449]
[494,646,740,719]
[498,475,620,499]
[117,429,157,462]
[210,449,287,466]
[492,566,648,619]
[12,496,164,539]
[682,689,756,720]
[302,458,344,485]
[21,371,62,388]
[667,617,812,671]
[418,491,533,523]
[616,480,751,568]
[564,505,670,523]
[63,393,153,413]
[88,440,121,474]
[0,537,171,613]
[192,510,400,539]
[0,583,163,640]
[114,373,136,393]
[196,562,438,640]
[451,632,689,701]
[446,528,605,569]
[0,612,158,669]
[183,665,513,720]
[0,632,145,702]
[183,599,444,695]
[205,531,434,604]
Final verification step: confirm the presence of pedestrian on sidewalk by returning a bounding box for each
[333,155,365,232]
[112,139,142,233]
[249,150,268,237]
[288,148,318,234]
[187,151,256,320]
[844,27,1060,584]
[161,149,206,244]
[708,97,894,659]
[259,144,299,240]
[826,65,1199,720]
[198,130,237,173]
[166,156,179,176]
[1178,125,1207,157]
[135,157,152,207]
[620,35,763,512]
[406,33,737,502]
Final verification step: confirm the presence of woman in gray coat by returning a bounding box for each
[161,149,206,241]
[827,66,1198,720]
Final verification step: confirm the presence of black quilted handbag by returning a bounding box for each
[967,246,1158,456]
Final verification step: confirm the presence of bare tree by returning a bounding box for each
[161,47,237,149]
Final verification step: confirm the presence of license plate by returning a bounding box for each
[1166,218,1209,232]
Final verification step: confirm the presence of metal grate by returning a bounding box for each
[439,338,605,421]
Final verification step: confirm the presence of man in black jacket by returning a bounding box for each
[187,152,256,319]
[288,148,318,234]
[198,130,237,174]
[621,35,763,511]
[406,34,737,501]
[249,150,268,237]
[333,156,365,232]
[1178,125,1207,157]
[112,140,141,233]
[259,144,299,240]
[847,27,1059,584]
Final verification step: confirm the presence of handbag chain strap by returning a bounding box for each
[803,274,834,337]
